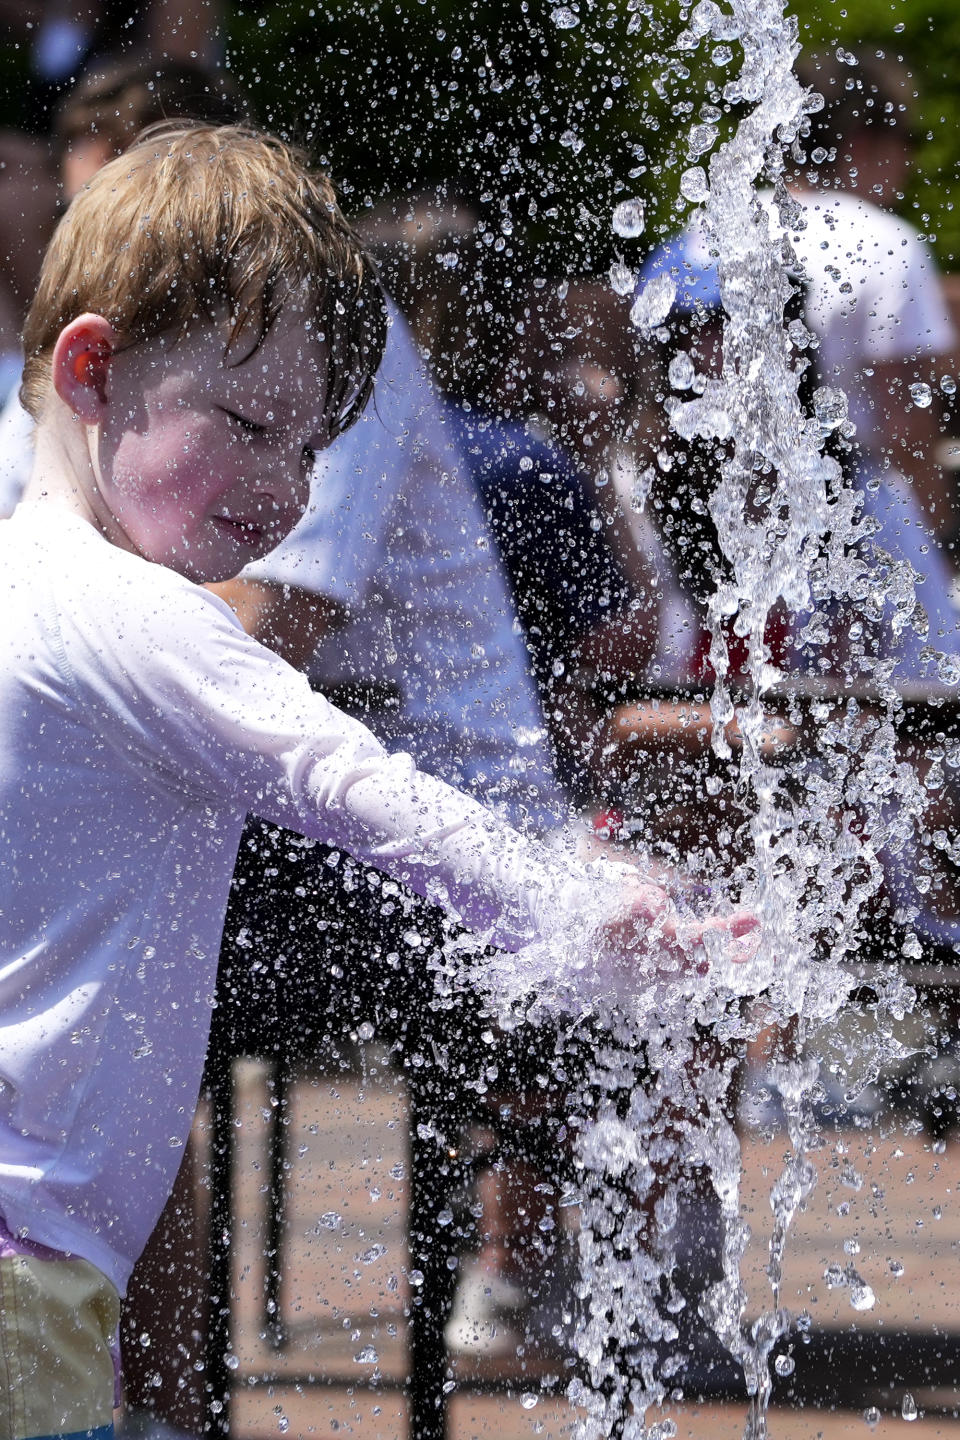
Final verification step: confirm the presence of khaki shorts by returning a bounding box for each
[0,1250,119,1440]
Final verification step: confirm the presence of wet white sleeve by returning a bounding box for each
[55,571,617,954]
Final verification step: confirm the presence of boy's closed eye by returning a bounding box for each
[220,407,315,464]
[221,406,269,436]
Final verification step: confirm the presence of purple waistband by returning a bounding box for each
[0,1209,71,1261]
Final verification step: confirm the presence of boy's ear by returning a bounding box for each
[52,313,116,423]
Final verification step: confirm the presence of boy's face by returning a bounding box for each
[87,308,328,583]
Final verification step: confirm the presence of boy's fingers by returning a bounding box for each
[674,910,761,965]
[728,910,760,939]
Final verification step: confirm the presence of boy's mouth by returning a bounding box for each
[211,514,267,543]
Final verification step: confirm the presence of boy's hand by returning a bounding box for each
[599,875,762,996]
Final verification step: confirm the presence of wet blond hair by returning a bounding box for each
[22,122,386,433]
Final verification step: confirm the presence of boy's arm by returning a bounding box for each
[65,568,758,1002]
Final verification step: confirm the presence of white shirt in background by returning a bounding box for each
[244,306,565,832]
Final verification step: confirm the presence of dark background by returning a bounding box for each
[0,0,956,273]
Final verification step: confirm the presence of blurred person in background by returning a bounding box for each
[0,1,224,403]
[363,198,760,1381]
[789,48,957,540]
[355,193,660,1359]
[658,50,958,555]
[367,195,658,801]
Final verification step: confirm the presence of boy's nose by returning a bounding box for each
[254,466,310,522]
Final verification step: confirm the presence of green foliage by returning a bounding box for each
[790,0,960,262]
[225,0,734,271]
[226,0,960,270]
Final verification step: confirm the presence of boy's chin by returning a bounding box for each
[152,551,243,586]
[165,538,282,586]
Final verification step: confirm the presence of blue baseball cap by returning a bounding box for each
[638,223,723,314]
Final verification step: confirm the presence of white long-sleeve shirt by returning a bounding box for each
[0,502,620,1294]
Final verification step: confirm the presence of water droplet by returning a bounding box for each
[317,1211,343,1232]
[354,1345,379,1364]
[863,1407,881,1429]
[668,352,696,391]
[630,274,676,330]
[849,1282,875,1311]
[437,1207,454,1226]
[357,1021,375,1041]
[550,5,579,28]
[520,1393,539,1410]
[687,123,718,162]
[909,382,933,409]
[358,1244,387,1263]
[612,198,645,239]
[774,1353,794,1377]
[902,1393,918,1421]
[679,166,710,203]
[630,464,655,513]
[225,1352,240,1371]
[940,374,956,395]
[609,260,635,296]
[812,385,848,432]
[788,318,812,348]
[409,1268,424,1287]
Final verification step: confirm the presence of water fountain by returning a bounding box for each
[563,3,948,1437]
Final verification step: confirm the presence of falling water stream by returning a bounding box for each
[569,2,940,1437]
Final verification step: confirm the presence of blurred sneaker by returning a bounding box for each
[445,1262,528,1358]
[445,1245,577,1361]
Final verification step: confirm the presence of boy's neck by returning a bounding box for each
[24,404,110,536]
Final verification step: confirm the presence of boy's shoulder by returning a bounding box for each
[6,502,242,654]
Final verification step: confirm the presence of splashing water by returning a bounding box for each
[569,2,939,1437]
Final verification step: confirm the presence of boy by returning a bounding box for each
[0,122,755,1438]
